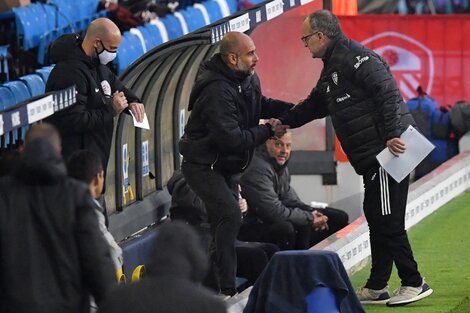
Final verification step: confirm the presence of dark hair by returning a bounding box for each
[308,10,342,39]
[67,150,103,184]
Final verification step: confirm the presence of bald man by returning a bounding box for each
[179,31,293,296]
[45,18,145,177]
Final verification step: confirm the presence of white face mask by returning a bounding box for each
[97,40,117,65]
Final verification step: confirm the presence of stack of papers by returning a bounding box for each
[376,125,435,183]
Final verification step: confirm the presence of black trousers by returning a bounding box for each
[363,165,422,289]
[239,207,349,250]
[181,160,241,296]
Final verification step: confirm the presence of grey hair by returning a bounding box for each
[308,10,342,39]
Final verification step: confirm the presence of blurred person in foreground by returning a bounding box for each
[0,123,115,313]
[99,221,227,313]
[272,10,432,306]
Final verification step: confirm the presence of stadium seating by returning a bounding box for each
[0,45,9,82]
[3,80,31,104]
[201,0,225,22]
[120,226,160,279]
[180,6,208,32]
[20,74,45,97]
[160,14,185,40]
[0,86,16,111]
[36,66,54,85]
[138,24,165,51]
[13,3,45,50]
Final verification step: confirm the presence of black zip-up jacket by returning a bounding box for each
[45,34,140,170]
[281,35,415,175]
[240,145,314,227]
[179,53,293,174]
[0,139,115,313]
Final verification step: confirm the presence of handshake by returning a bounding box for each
[267,118,290,138]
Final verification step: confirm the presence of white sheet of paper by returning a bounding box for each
[376,125,435,183]
[129,111,150,130]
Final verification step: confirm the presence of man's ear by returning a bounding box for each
[91,174,100,188]
[227,52,238,66]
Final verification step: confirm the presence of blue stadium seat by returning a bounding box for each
[115,34,131,74]
[50,0,78,32]
[181,7,207,32]
[76,0,100,30]
[160,15,184,40]
[120,227,160,279]
[3,81,32,104]
[13,4,43,50]
[0,86,16,111]
[202,0,224,23]
[0,45,9,82]
[143,24,165,49]
[306,287,340,313]
[124,32,145,64]
[224,0,238,14]
[20,74,45,97]
[36,67,53,85]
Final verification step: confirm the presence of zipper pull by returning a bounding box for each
[238,85,242,93]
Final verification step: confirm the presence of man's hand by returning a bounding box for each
[312,210,329,231]
[386,137,406,157]
[268,118,290,138]
[129,102,145,122]
[239,198,248,214]
[112,91,128,114]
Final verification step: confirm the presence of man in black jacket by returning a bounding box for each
[179,31,293,296]
[168,169,278,288]
[0,124,115,313]
[273,10,432,306]
[239,132,349,250]
[45,18,145,174]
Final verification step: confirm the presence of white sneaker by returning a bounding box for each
[356,286,390,304]
[387,279,433,306]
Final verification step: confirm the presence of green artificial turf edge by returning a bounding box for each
[349,191,470,313]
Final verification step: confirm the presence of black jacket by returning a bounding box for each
[167,169,208,226]
[99,222,226,313]
[45,34,140,170]
[179,53,293,174]
[0,139,115,313]
[240,145,314,227]
[281,35,415,175]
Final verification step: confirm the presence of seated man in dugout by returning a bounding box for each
[239,131,349,250]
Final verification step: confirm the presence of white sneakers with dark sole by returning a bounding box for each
[387,279,433,306]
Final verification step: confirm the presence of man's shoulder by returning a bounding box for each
[244,150,275,176]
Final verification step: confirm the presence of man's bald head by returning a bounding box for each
[85,18,120,42]
[25,123,61,154]
[219,32,258,75]
[82,18,121,57]
[220,32,253,62]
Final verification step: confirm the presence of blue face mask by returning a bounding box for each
[96,40,117,65]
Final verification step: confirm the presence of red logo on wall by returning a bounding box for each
[361,32,434,101]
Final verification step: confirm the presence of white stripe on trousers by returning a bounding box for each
[379,167,391,215]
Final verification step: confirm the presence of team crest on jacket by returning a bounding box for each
[332,72,338,85]
[361,31,434,101]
